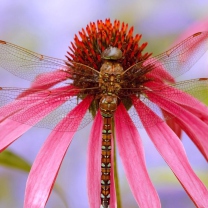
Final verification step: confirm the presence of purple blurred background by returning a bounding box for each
[0,0,208,207]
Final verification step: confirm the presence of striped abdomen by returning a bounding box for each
[101,116,112,208]
[99,95,117,208]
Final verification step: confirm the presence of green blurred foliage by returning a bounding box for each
[149,168,208,187]
[0,150,31,172]
[0,149,69,208]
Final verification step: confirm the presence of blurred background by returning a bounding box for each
[0,0,208,207]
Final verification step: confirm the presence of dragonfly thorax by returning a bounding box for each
[99,61,123,117]
[99,61,123,95]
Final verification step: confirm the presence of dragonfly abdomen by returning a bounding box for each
[99,96,118,208]
[101,116,112,208]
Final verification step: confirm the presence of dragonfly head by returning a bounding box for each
[101,46,122,60]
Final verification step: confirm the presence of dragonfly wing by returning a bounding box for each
[0,40,99,82]
[172,78,208,104]
[0,87,94,132]
[124,32,208,81]
[36,95,94,132]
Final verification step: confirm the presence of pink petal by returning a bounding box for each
[0,86,77,151]
[146,80,208,137]
[24,96,93,208]
[145,89,208,160]
[18,70,71,98]
[133,96,208,207]
[31,70,69,89]
[181,104,208,125]
[162,110,182,138]
[87,111,116,208]
[115,103,161,208]
[87,111,103,208]
[0,98,62,151]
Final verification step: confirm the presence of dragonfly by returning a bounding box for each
[0,31,208,208]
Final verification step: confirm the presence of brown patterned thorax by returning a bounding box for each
[99,61,124,117]
[99,61,123,95]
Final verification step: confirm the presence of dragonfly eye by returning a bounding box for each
[101,46,122,60]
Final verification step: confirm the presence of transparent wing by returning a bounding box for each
[124,78,208,128]
[172,78,208,103]
[0,87,94,131]
[123,32,208,80]
[0,40,99,82]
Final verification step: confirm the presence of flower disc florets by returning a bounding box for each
[66,19,151,71]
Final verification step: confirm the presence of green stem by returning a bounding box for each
[112,118,122,208]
